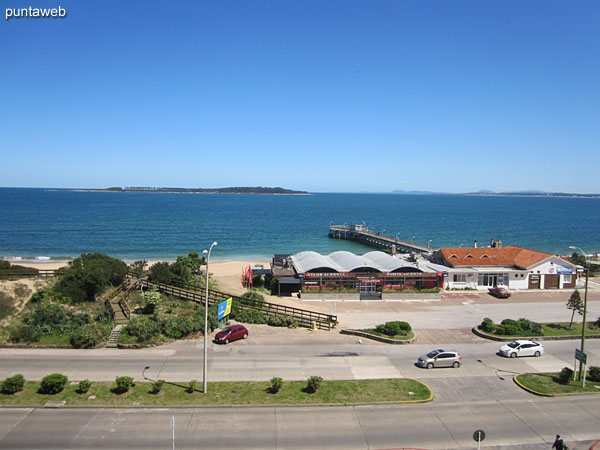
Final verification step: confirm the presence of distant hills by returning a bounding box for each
[388,189,599,198]
[78,187,309,195]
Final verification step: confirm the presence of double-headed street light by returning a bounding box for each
[202,241,218,394]
[569,246,589,382]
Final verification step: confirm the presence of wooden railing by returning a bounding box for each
[0,269,58,280]
[139,279,337,330]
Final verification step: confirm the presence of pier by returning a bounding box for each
[329,224,434,254]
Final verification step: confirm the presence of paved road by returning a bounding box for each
[0,397,598,449]
[1,296,599,449]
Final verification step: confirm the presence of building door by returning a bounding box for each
[528,274,541,289]
[544,274,560,289]
[359,280,381,300]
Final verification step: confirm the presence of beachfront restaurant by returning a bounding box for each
[272,251,442,296]
[432,245,578,290]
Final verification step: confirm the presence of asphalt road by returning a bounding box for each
[1,296,599,449]
[0,397,598,449]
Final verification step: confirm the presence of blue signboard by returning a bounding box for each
[217,297,233,320]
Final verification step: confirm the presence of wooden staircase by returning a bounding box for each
[106,324,123,348]
[104,279,140,346]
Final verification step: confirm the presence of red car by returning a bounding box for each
[215,325,249,344]
[488,286,511,298]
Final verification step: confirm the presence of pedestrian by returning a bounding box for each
[552,434,564,450]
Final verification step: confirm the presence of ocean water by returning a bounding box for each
[0,188,598,261]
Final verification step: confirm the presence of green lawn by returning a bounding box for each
[516,373,600,395]
[0,378,431,406]
[358,329,415,341]
[478,321,600,338]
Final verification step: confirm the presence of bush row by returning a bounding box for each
[1,374,330,396]
[480,317,543,336]
[375,321,412,337]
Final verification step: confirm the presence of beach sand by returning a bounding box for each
[5,259,271,298]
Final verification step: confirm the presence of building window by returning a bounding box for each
[453,274,466,283]
[478,273,508,287]
[563,275,572,283]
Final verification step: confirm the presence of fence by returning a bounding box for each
[140,279,337,330]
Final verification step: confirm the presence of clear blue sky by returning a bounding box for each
[1,1,599,193]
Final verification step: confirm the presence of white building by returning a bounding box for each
[430,245,578,291]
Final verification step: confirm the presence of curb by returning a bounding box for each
[472,327,600,342]
[513,374,600,397]
[340,329,416,344]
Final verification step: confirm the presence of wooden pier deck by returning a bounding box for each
[329,224,434,254]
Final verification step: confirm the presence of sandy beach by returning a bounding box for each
[5,258,272,298]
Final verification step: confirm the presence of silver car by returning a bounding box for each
[499,340,544,358]
[417,349,462,369]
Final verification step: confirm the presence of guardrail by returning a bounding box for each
[140,279,337,330]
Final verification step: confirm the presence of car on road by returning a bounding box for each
[416,349,462,369]
[488,286,511,298]
[215,325,249,344]
[499,340,544,358]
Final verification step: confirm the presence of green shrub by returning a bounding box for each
[187,379,196,394]
[375,321,412,337]
[151,379,165,394]
[232,305,267,324]
[77,379,92,394]
[480,318,496,333]
[70,323,107,348]
[241,291,265,303]
[39,373,68,394]
[270,377,283,394]
[29,290,71,304]
[148,262,172,284]
[588,366,600,382]
[9,323,40,343]
[113,376,134,394]
[0,291,16,320]
[124,316,162,342]
[305,376,323,394]
[163,315,195,339]
[1,374,25,394]
[54,253,128,302]
[23,301,91,335]
[267,315,298,328]
[557,367,574,385]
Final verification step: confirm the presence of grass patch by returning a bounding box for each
[516,373,600,395]
[0,378,431,406]
[358,329,415,341]
[35,333,72,346]
[478,321,600,338]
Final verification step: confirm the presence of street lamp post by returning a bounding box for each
[202,242,218,394]
[569,246,589,382]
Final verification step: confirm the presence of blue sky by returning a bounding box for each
[1,1,599,193]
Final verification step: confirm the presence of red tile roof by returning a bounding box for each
[437,245,560,269]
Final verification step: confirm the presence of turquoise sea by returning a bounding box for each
[0,188,598,261]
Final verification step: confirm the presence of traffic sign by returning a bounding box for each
[575,348,587,364]
[473,430,486,442]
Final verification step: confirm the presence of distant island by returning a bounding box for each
[73,186,309,195]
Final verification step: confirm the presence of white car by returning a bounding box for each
[499,340,544,358]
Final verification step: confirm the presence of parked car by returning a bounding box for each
[416,349,462,369]
[499,340,544,358]
[215,325,249,344]
[488,286,511,298]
